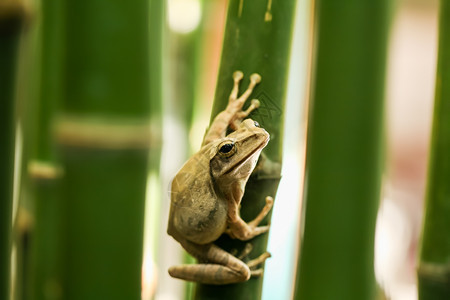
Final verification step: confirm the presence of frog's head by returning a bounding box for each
[210,119,269,182]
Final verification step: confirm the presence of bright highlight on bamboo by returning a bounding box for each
[0,1,28,298]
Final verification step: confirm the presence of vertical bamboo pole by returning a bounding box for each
[418,1,450,298]
[167,2,205,298]
[26,0,65,299]
[194,0,297,299]
[294,0,389,300]
[56,1,160,298]
[0,2,27,299]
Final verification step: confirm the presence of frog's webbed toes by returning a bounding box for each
[247,252,271,278]
[237,243,254,260]
[230,242,253,260]
[235,245,270,278]
[229,71,261,103]
[248,251,271,267]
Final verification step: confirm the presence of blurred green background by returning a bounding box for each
[1,0,447,300]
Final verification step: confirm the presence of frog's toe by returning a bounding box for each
[251,99,260,108]
[265,196,274,207]
[247,252,271,269]
[250,268,264,277]
[237,243,254,260]
[233,70,244,81]
[250,73,261,84]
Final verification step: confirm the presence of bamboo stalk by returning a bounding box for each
[26,0,65,298]
[0,1,27,298]
[293,0,389,299]
[166,2,206,298]
[193,0,296,299]
[56,1,160,298]
[418,0,450,298]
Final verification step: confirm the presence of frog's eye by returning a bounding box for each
[218,142,236,157]
[254,121,260,127]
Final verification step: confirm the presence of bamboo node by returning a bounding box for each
[28,161,63,180]
[418,261,450,284]
[55,115,159,150]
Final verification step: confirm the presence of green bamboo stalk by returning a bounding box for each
[55,1,161,298]
[166,2,205,299]
[0,2,27,299]
[170,28,199,300]
[293,1,389,300]
[26,0,65,299]
[418,1,450,298]
[193,1,296,299]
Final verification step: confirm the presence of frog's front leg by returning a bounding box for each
[226,196,274,240]
[203,71,261,146]
[168,238,251,284]
[227,71,261,131]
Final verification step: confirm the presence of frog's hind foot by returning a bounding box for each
[235,243,253,260]
[251,269,264,277]
[229,244,270,279]
[248,252,271,278]
[168,242,252,284]
[247,251,271,268]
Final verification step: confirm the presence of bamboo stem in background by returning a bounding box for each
[56,1,161,298]
[0,2,27,298]
[194,0,297,299]
[418,0,450,298]
[26,0,65,299]
[167,2,205,298]
[294,0,389,299]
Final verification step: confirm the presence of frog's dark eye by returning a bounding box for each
[219,143,233,153]
[218,142,236,157]
[254,121,260,127]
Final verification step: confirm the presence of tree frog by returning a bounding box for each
[167,71,274,285]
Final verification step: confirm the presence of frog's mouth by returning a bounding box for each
[223,135,269,175]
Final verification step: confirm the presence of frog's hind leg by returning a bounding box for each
[168,240,251,285]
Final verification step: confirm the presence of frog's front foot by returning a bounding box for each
[226,196,274,241]
[228,71,262,130]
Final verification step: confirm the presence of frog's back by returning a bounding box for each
[169,154,228,245]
